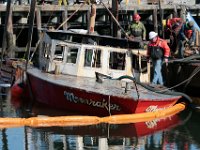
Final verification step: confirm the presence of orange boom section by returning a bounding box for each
[0,103,186,128]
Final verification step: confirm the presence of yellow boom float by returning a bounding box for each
[0,103,186,128]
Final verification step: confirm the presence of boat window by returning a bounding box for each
[131,54,148,73]
[84,48,101,68]
[109,52,125,70]
[66,47,78,64]
[54,45,65,61]
[43,43,51,59]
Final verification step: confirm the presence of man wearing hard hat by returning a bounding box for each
[147,31,170,85]
[178,21,196,58]
[126,13,146,41]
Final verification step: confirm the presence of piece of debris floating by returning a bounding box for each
[0,103,186,128]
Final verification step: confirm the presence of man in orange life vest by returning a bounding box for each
[147,31,170,85]
[178,21,196,58]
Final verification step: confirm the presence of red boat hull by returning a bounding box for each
[29,102,184,138]
[21,73,180,116]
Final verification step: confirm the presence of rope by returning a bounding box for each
[115,75,140,99]
[183,66,200,90]
[29,32,45,62]
[100,1,129,39]
[16,12,30,41]
[108,95,111,116]
[95,72,192,103]
[56,3,86,30]
[168,55,200,63]
[164,66,200,92]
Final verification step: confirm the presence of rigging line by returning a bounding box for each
[133,79,140,99]
[113,75,190,101]
[29,32,45,62]
[46,5,57,26]
[107,123,110,138]
[56,3,86,30]
[101,1,130,39]
[164,55,200,64]
[183,66,200,89]
[16,12,30,40]
[28,5,57,62]
[108,95,111,116]
[157,66,200,93]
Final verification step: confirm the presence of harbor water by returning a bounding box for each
[0,91,200,150]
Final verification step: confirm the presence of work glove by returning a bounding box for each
[191,42,195,46]
[164,58,168,65]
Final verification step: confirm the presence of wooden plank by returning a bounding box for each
[146,0,164,4]
[62,7,68,30]
[153,8,158,33]
[0,4,200,12]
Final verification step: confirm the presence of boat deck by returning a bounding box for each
[28,67,180,101]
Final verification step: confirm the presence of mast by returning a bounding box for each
[25,0,37,71]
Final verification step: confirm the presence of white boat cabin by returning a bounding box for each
[38,30,150,83]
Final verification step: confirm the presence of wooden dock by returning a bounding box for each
[0,1,200,57]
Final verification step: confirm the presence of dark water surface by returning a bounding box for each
[0,93,200,150]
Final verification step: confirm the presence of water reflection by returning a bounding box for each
[0,92,200,149]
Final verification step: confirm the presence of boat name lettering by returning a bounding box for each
[145,115,173,129]
[145,119,159,128]
[64,91,121,111]
[145,105,171,112]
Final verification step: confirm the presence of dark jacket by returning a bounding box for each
[179,22,196,42]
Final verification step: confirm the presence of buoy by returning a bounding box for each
[11,83,24,99]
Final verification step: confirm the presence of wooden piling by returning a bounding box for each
[88,4,96,34]
[111,0,119,37]
[0,2,199,57]
[153,8,158,33]
[1,0,14,59]
[180,5,186,22]
[62,7,68,30]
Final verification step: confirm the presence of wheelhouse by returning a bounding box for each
[38,30,149,82]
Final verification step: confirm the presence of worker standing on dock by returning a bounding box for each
[166,17,183,54]
[147,31,170,85]
[126,13,146,41]
[178,21,196,58]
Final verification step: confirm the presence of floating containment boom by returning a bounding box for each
[0,103,186,128]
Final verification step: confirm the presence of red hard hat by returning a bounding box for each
[133,14,141,21]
